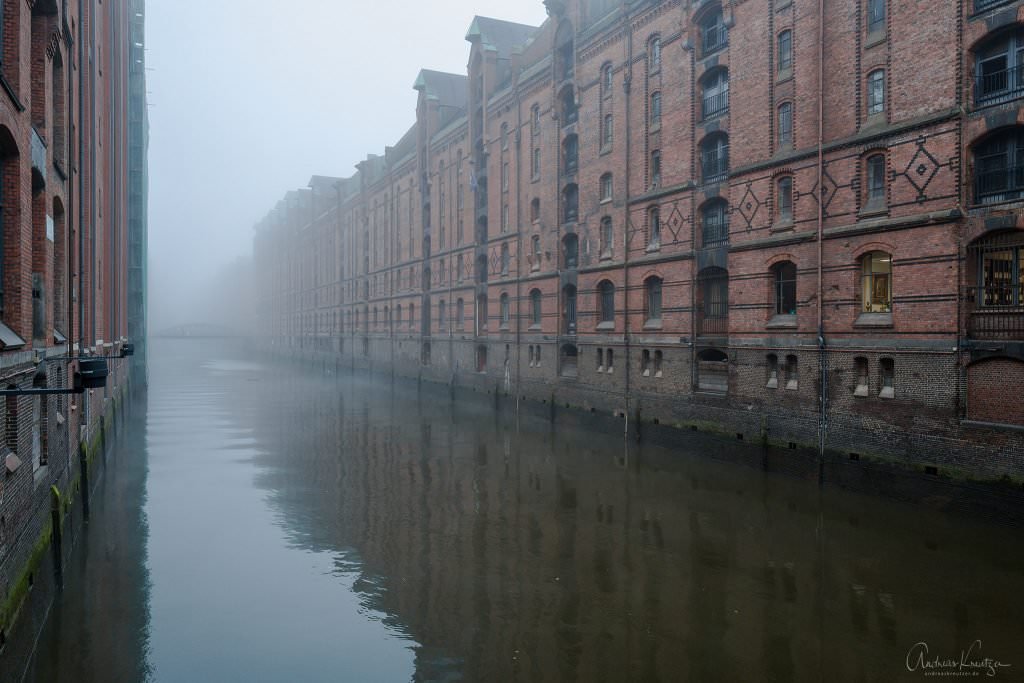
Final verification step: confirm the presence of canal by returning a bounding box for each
[24,338,1024,682]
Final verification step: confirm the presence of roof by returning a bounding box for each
[0,321,26,350]
[412,69,468,109]
[465,16,539,57]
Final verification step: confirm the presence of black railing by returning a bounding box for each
[697,305,728,337]
[965,285,1024,339]
[563,107,578,125]
[975,164,1024,203]
[702,23,728,57]
[976,64,1024,105]
[702,217,729,248]
[701,146,730,184]
[974,0,1015,13]
[702,89,729,120]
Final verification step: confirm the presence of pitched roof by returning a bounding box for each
[412,69,468,110]
[465,16,539,57]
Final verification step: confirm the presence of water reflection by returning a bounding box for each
[27,339,1024,682]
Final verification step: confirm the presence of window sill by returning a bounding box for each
[854,312,893,328]
[770,219,794,234]
[528,324,541,332]
[600,197,612,205]
[854,385,869,398]
[879,387,894,400]
[600,145,612,156]
[777,68,793,84]
[785,380,798,391]
[859,203,887,219]
[766,314,797,329]
[766,378,779,389]
[650,123,661,134]
[865,30,886,49]
[861,113,887,131]
[643,320,663,331]
[646,243,661,254]
[599,253,613,262]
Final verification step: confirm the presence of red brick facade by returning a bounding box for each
[0,0,135,650]
[255,0,1024,478]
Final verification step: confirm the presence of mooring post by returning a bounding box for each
[50,486,64,590]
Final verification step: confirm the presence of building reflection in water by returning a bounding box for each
[246,366,1024,683]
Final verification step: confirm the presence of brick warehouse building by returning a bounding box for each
[255,0,1024,478]
[0,0,143,665]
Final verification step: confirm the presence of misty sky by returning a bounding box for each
[146,0,549,331]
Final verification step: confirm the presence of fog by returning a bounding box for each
[145,0,548,334]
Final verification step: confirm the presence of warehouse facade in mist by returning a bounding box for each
[254,0,1024,477]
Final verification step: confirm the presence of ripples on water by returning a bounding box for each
[29,338,1024,682]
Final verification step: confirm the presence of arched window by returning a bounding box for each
[438,300,446,330]
[650,91,662,127]
[650,149,662,187]
[700,6,728,57]
[865,153,887,207]
[477,294,488,331]
[560,86,578,125]
[500,293,511,327]
[861,251,892,313]
[777,102,793,147]
[766,354,780,389]
[531,235,542,269]
[456,298,465,330]
[777,176,793,223]
[531,104,541,136]
[556,20,575,81]
[649,207,661,247]
[644,276,663,324]
[698,268,729,336]
[600,173,613,201]
[701,199,729,247]
[700,133,729,184]
[602,63,614,96]
[785,355,799,390]
[649,36,662,70]
[701,68,729,120]
[600,216,613,257]
[562,184,579,223]
[778,30,793,72]
[696,349,729,393]
[563,285,578,334]
[975,27,1024,105]
[501,122,509,150]
[531,197,540,222]
[563,134,579,173]
[867,69,885,115]
[563,233,579,269]
[603,113,613,147]
[597,280,615,324]
[530,289,542,326]
[974,128,1024,203]
[501,242,510,275]
[772,261,798,317]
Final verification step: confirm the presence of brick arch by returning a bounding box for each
[765,252,797,267]
[967,357,1024,425]
[966,21,1024,53]
[852,241,896,260]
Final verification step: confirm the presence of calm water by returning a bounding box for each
[25,338,1024,682]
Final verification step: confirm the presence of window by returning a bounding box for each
[778,30,793,73]
[700,134,729,184]
[502,162,509,191]
[456,298,465,329]
[598,280,615,324]
[561,86,578,125]
[701,68,729,120]
[502,204,509,232]
[531,235,542,270]
[477,345,488,373]
[866,153,886,206]
[532,105,541,135]
[641,349,651,376]
[698,268,729,336]
[532,148,541,179]
[772,261,798,317]
[531,198,540,222]
[600,217,613,257]
[650,36,662,71]
[654,350,663,377]
[563,134,579,174]
[777,176,793,223]
[606,349,614,372]
[597,348,605,372]
[650,150,662,187]
[601,173,613,201]
[564,285,578,334]
[785,355,798,390]
[530,289,542,326]
[879,358,895,398]
[500,293,510,328]
[867,70,885,115]
[777,102,793,147]
[603,63,614,95]
[854,357,869,397]
[701,199,730,247]
[563,184,579,223]
[457,256,464,281]
[501,242,510,275]
[501,122,509,150]
[560,344,579,377]
[649,207,661,247]
[975,129,1024,203]
[645,276,663,323]
[650,91,662,127]
[700,8,728,57]
[477,294,488,331]
[860,251,892,313]
[564,233,579,269]
[603,113,613,147]
[867,0,885,33]
[976,29,1024,105]
[766,354,779,389]
[439,300,447,331]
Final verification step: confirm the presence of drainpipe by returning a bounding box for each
[816,0,827,459]
[622,6,633,440]
[89,0,97,349]
[66,9,74,360]
[514,89,523,416]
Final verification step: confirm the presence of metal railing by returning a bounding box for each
[697,304,729,337]
[964,284,1024,339]
[975,165,1024,203]
[702,89,729,120]
[701,146,730,184]
[975,64,1024,105]
[702,23,728,57]
[702,217,729,248]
